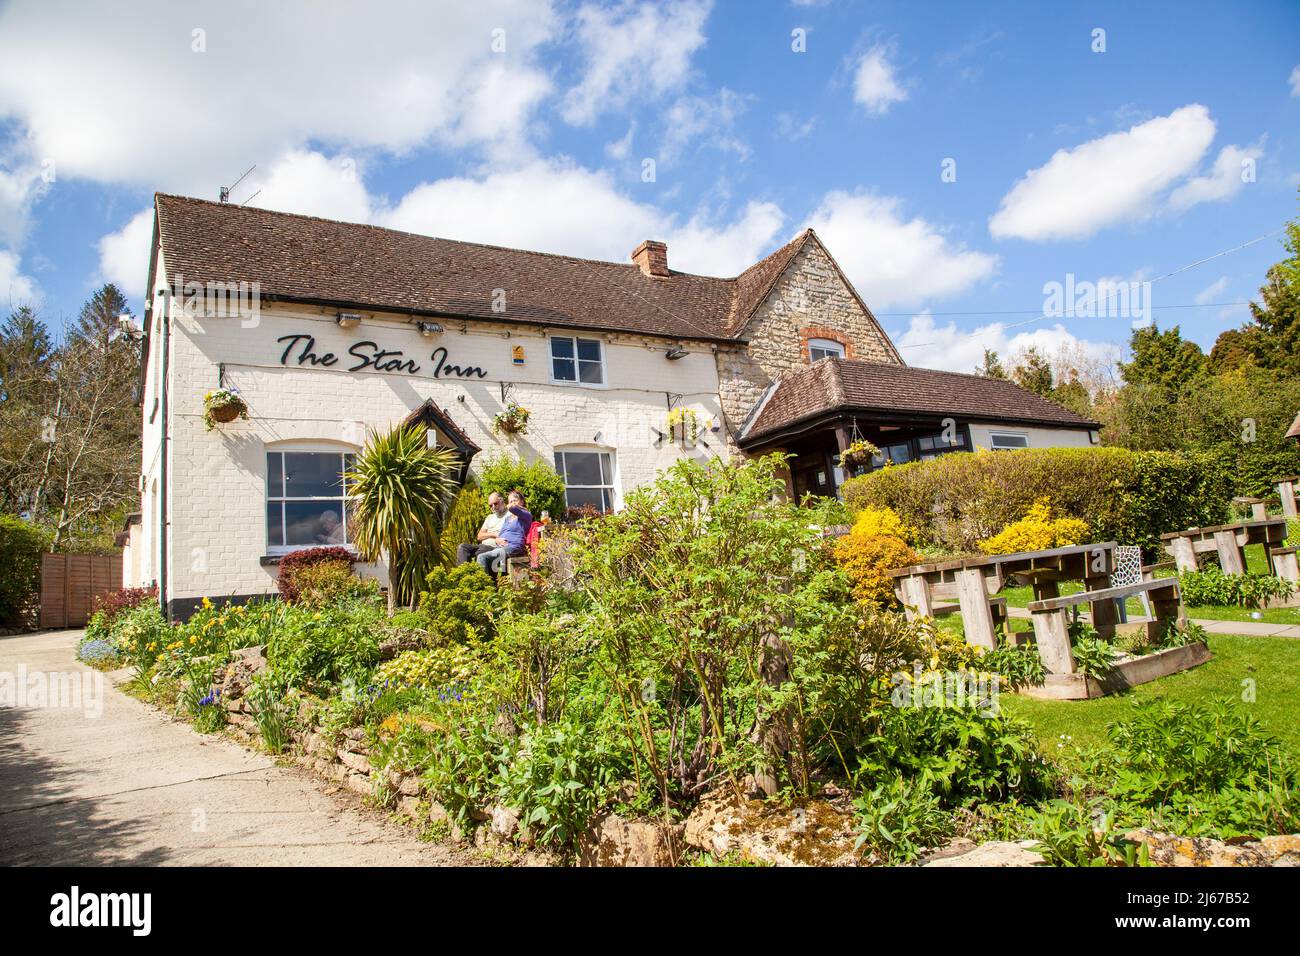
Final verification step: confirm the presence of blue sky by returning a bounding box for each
[1,0,1297,374]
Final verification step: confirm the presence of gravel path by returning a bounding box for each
[0,629,475,866]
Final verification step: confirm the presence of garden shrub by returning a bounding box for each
[276,547,355,603]
[832,523,919,607]
[0,515,48,627]
[439,485,487,567]
[978,497,1089,554]
[847,505,917,543]
[979,638,1046,690]
[842,447,1231,557]
[1178,567,1295,609]
[853,777,954,864]
[375,645,481,690]
[91,586,157,625]
[290,559,378,608]
[475,453,566,519]
[418,563,500,644]
[494,715,630,848]
[1072,698,1300,839]
[855,695,1053,808]
[266,604,383,691]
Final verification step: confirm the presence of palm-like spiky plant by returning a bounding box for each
[345,423,461,612]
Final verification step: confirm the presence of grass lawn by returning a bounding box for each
[995,541,1299,624]
[1001,633,1300,766]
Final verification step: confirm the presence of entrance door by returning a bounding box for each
[792,455,837,500]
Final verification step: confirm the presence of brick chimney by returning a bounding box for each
[631,240,669,277]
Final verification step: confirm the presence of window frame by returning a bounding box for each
[988,431,1030,451]
[807,337,847,364]
[265,444,360,556]
[549,335,608,388]
[553,448,619,513]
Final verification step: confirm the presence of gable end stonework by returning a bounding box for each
[717,236,901,447]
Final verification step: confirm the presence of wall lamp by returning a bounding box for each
[664,347,688,360]
[336,312,362,329]
[416,320,444,337]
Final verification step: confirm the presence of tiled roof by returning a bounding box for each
[1287,411,1300,441]
[154,193,822,343]
[743,358,1099,443]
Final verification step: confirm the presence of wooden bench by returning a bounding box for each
[1026,579,1181,675]
[932,597,1009,630]
[1270,547,1299,585]
[1232,496,1269,521]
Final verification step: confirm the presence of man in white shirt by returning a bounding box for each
[456,493,509,565]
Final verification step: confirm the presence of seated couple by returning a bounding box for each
[455,490,533,575]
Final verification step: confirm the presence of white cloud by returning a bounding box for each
[989,104,1216,241]
[660,89,750,163]
[604,124,636,160]
[895,311,1120,375]
[240,151,375,223]
[1167,141,1264,212]
[0,249,38,306]
[381,158,781,276]
[0,159,49,247]
[1291,65,1300,97]
[0,0,558,191]
[775,113,817,141]
[1194,276,1228,306]
[96,208,153,299]
[561,0,712,126]
[803,191,998,309]
[852,45,908,115]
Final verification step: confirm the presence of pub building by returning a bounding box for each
[120,194,1099,619]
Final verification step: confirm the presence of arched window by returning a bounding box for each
[807,337,846,363]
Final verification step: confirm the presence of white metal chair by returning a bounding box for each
[1110,545,1151,621]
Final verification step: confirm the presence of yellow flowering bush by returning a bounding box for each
[849,505,917,544]
[833,521,920,607]
[977,497,1089,555]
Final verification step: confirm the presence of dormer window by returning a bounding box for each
[808,338,846,363]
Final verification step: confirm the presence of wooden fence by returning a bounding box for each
[39,552,121,629]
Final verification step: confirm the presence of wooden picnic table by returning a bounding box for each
[890,541,1118,650]
[1159,518,1288,575]
[1276,475,1298,519]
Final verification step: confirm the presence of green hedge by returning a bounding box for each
[841,448,1232,557]
[474,453,566,520]
[0,516,49,628]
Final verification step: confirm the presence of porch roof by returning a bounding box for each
[739,358,1099,447]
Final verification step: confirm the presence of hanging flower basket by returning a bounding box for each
[838,438,879,471]
[203,388,248,431]
[666,407,701,444]
[493,403,531,436]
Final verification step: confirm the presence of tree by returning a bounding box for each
[0,306,55,515]
[1010,346,1054,397]
[1210,193,1300,375]
[0,285,143,549]
[346,423,462,613]
[1118,324,1207,392]
[38,285,142,549]
[975,348,1007,379]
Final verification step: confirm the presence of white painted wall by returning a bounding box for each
[967,422,1096,452]
[160,301,727,604]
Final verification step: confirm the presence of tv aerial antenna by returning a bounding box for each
[219,164,257,204]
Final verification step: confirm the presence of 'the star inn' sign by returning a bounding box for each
[276,333,488,379]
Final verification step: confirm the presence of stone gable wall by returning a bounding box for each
[717,241,901,454]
